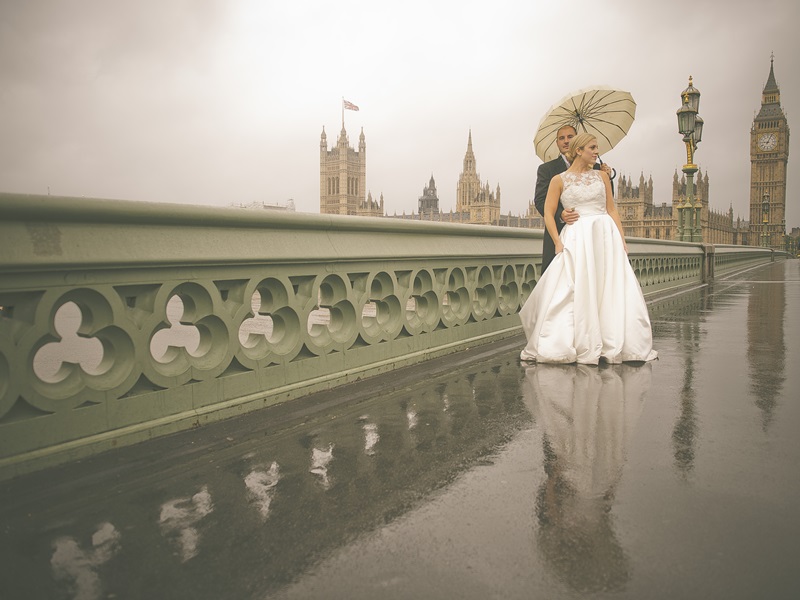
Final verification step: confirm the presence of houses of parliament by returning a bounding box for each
[320,58,793,249]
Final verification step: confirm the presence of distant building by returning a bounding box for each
[418,175,440,218]
[750,55,790,248]
[391,132,505,226]
[456,131,501,225]
[497,212,545,229]
[615,169,748,244]
[616,172,663,238]
[358,191,384,217]
[320,124,382,216]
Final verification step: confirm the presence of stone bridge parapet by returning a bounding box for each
[0,193,777,478]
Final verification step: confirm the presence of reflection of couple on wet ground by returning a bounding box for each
[523,362,652,593]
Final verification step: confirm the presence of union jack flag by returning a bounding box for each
[343,99,359,111]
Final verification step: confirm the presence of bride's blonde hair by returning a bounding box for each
[565,133,596,164]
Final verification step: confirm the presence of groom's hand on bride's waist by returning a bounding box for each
[562,208,580,225]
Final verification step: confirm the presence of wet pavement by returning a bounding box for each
[1,261,798,600]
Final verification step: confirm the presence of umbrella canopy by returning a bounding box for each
[534,86,636,162]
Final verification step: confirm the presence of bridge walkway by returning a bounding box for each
[1,260,798,599]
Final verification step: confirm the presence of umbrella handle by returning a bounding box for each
[597,157,617,180]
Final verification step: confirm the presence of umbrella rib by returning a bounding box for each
[580,92,634,114]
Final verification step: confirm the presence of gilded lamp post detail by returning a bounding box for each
[676,77,704,242]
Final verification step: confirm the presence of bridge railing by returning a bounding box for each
[712,244,777,277]
[0,193,775,478]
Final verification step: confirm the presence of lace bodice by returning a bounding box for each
[560,170,607,215]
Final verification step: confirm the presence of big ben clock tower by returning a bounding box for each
[750,54,790,248]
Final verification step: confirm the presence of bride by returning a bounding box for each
[520,133,658,365]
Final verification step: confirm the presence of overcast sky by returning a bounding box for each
[2,0,798,228]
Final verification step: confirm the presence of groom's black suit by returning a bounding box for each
[534,155,570,274]
[533,157,608,273]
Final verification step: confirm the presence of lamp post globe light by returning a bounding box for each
[676,76,703,242]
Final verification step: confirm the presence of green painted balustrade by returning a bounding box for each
[0,193,777,479]
[713,244,777,276]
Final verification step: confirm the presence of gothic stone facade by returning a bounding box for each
[615,170,747,244]
[455,131,501,225]
[320,125,382,217]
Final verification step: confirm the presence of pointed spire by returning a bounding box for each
[338,123,348,147]
[462,130,477,174]
[763,52,779,94]
[757,54,784,120]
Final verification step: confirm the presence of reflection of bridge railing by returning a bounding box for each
[0,193,779,478]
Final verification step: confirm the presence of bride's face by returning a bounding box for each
[578,140,600,165]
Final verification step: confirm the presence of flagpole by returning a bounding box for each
[341,97,344,129]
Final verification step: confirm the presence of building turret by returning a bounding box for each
[418,174,440,216]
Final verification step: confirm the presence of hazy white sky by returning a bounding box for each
[2,0,798,227]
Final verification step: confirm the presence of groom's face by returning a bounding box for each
[556,126,577,155]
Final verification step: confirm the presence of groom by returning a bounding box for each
[533,124,614,273]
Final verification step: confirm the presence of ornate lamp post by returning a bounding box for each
[761,192,770,247]
[676,77,704,242]
[782,218,787,253]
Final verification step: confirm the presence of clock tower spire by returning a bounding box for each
[750,54,790,248]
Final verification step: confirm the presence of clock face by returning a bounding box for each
[758,132,777,151]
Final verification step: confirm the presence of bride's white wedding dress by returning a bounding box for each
[520,170,658,365]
